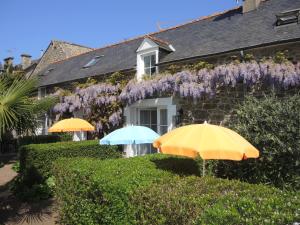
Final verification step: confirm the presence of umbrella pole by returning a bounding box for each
[202,159,205,177]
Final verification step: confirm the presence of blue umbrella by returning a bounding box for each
[100,125,160,145]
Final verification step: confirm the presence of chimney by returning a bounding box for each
[4,57,14,67]
[21,54,32,69]
[243,0,262,13]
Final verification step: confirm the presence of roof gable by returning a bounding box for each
[32,40,92,76]
[136,38,158,52]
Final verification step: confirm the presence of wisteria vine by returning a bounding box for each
[120,60,300,104]
[53,59,300,135]
[53,83,122,135]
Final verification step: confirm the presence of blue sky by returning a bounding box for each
[0,0,241,64]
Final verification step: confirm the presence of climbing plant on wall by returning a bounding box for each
[52,53,300,137]
[53,77,123,137]
[120,59,299,104]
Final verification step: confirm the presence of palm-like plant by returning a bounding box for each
[0,75,57,139]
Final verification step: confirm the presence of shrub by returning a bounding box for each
[132,176,300,225]
[53,154,299,225]
[219,93,300,190]
[50,132,73,142]
[53,154,199,225]
[12,161,20,172]
[12,176,55,201]
[18,135,63,146]
[19,140,121,185]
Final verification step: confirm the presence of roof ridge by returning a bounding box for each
[52,39,94,49]
[146,35,170,46]
[43,6,242,68]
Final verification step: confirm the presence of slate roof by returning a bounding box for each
[39,0,300,87]
[145,36,173,52]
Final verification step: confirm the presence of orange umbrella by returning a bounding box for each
[48,118,95,132]
[153,122,259,176]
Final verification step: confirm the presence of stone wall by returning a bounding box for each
[161,41,300,126]
[33,40,92,75]
[178,84,297,126]
[45,69,135,94]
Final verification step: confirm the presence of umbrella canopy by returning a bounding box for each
[153,123,259,161]
[48,118,95,132]
[100,125,160,145]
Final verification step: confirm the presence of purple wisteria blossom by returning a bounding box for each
[53,59,300,133]
[108,109,123,127]
[120,60,300,104]
[53,83,119,114]
[52,83,122,133]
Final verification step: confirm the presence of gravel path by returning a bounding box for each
[0,157,58,225]
[0,163,17,186]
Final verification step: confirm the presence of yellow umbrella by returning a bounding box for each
[48,118,95,132]
[153,122,259,176]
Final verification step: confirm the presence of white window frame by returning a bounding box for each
[137,107,167,135]
[123,97,177,157]
[158,108,168,135]
[136,107,167,156]
[136,38,159,81]
[142,53,157,76]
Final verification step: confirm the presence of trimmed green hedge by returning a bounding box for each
[18,135,64,146]
[20,140,121,185]
[53,154,300,225]
[132,176,300,225]
[53,154,199,224]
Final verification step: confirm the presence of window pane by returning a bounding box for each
[138,144,151,155]
[144,68,151,75]
[150,54,156,66]
[160,126,168,135]
[160,109,167,125]
[137,108,159,156]
[86,58,96,67]
[140,110,150,125]
[83,56,102,68]
[151,125,157,132]
[151,110,157,125]
[144,55,151,68]
[150,66,156,75]
[137,144,157,155]
[140,111,145,124]
[39,87,46,98]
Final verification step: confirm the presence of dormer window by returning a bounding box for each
[83,55,103,68]
[143,53,156,75]
[276,9,300,26]
[136,37,174,81]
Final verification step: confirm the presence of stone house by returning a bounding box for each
[0,40,92,78]
[32,40,92,77]
[36,0,300,156]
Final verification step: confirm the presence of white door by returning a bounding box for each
[136,108,169,156]
[138,108,158,155]
[158,108,168,135]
